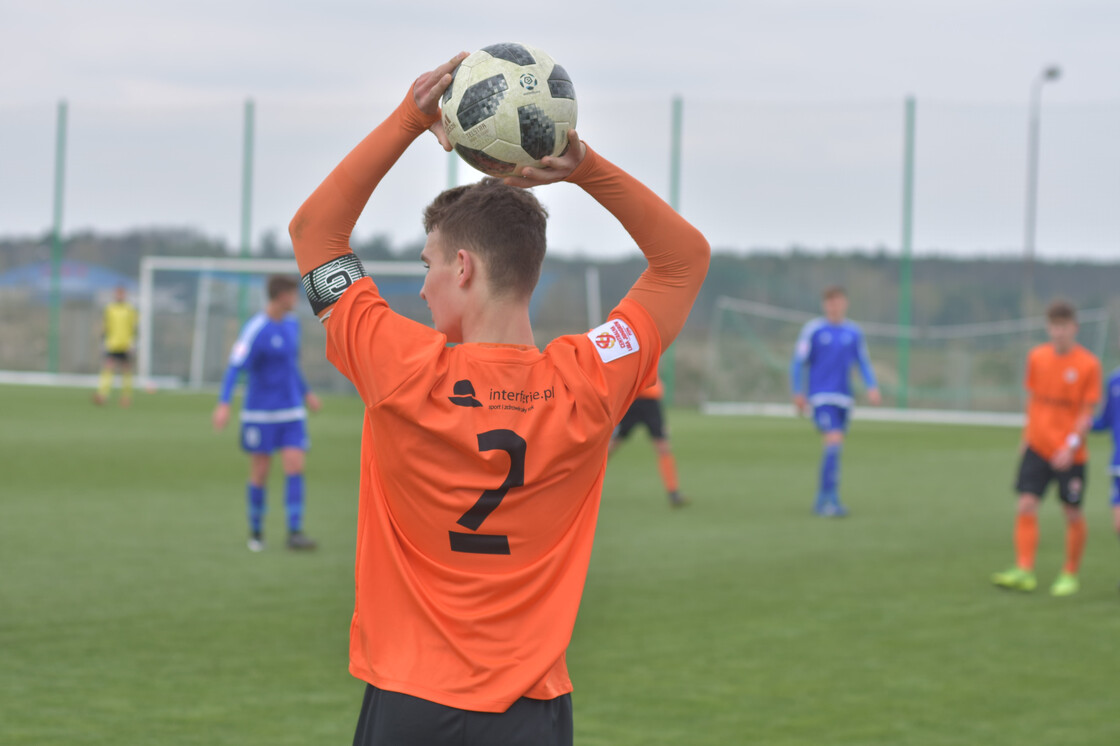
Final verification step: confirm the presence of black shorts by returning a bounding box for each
[1014,447,1087,506]
[615,398,665,440]
[353,683,573,746]
[105,350,132,364]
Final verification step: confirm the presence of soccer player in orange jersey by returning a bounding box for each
[289,52,709,745]
[608,375,688,507]
[992,300,1101,596]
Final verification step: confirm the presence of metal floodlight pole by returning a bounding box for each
[1022,65,1061,319]
[447,150,459,190]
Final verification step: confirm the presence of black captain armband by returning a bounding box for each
[301,254,367,318]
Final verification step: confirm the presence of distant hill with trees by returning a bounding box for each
[4,229,1116,403]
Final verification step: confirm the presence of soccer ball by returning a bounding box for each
[441,43,577,177]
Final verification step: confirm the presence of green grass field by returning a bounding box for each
[2,384,1119,745]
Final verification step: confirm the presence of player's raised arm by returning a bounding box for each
[524,132,710,347]
[289,53,468,320]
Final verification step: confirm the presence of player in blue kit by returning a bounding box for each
[1090,365,1120,588]
[789,285,881,516]
[212,275,321,551]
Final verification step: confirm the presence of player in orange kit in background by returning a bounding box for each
[289,52,709,745]
[992,299,1101,597]
[609,374,688,507]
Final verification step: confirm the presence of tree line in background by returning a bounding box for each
[3,227,1117,328]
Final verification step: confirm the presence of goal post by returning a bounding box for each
[703,295,1114,424]
[137,256,426,389]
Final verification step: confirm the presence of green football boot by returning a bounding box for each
[991,567,1037,592]
[1050,572,1079,597]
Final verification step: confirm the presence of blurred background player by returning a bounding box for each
[608,374,687,507]
[1089,345,1120,590]
[211,275,321,552]
[289,53,708,745]
[789,285,881,516]
[93,284,138,406]
[992,300,1100,596]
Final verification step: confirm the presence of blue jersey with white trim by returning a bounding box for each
[1091,367,1120,471]
[790,317,877,408]
[219,312,309,421]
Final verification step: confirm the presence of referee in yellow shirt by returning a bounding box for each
[94,285,138,406]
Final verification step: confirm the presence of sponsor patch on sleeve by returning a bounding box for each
[587,318,640,363]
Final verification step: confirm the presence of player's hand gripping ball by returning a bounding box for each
[441,43,577,177]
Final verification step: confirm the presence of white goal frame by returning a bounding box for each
[703,295,1113,427]
[137,256,426,386]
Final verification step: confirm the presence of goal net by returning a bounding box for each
[137,257,427,393]
[703,295,1115,423]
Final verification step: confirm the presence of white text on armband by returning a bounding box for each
[302,254,366,318]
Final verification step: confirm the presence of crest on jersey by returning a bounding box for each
[587,318,640,363]
[1064,368,1078,383]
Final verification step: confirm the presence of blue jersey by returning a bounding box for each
[790,317,877,408]
[1091,367,1120,472]
[219,312,309,423]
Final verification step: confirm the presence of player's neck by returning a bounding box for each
[1051,341,1076,355]
[460,299,534,346]
[265,301,287,321]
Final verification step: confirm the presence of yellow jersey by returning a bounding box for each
[103,301,138,353]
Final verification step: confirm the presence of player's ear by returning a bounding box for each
[456,249,473,289]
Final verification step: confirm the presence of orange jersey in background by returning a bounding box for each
[1024,343,1101,463]
[327,280,661,712]
[637,376,664,400]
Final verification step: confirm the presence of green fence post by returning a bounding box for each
[238,98,255,325]
[663,95,683,403]
[898,96,916,408]
[48,100,68,374]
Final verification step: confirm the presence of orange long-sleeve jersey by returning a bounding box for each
[291,88,709,712]
[636,376,664,400]
[1023,342,1100,464]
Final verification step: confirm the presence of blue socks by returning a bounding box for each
[820,444,841,495]
[247,484,266,535]
[285,474,304,533]
[248,476,306,535]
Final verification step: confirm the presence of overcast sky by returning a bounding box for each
[2,0,1119,260]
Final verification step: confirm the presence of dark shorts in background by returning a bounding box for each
[353,684,573,746]
[105,350,132,364]
[1015,446,1086,506]
[615,398,665,440]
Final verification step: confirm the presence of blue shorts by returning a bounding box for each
[240,419,309,453]
[1111,476,1120,507]
[812,404,849,433]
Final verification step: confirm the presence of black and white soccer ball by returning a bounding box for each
[441,43,577,177]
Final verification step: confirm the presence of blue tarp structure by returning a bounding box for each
[0,260,136,302]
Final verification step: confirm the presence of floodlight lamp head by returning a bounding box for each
[1042,66,1061,82]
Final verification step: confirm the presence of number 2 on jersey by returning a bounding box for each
[449,429,526,555]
